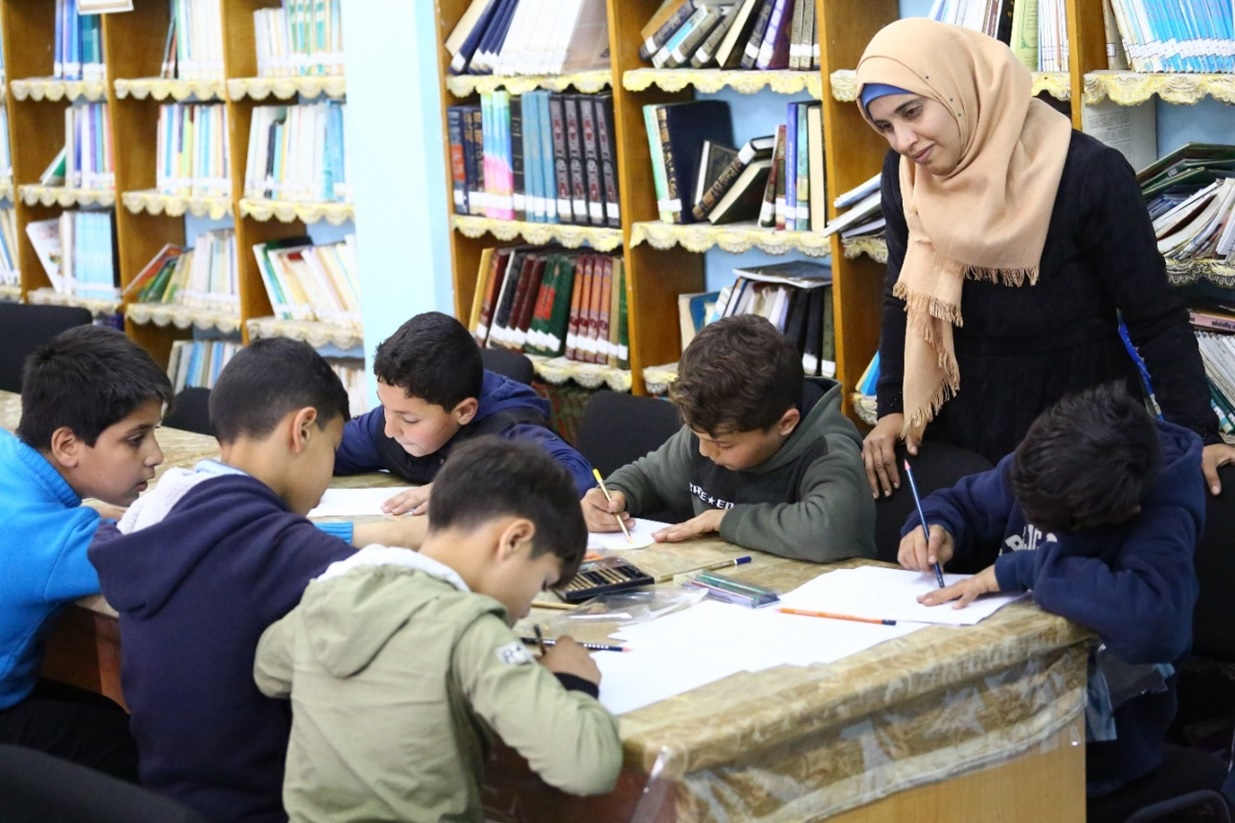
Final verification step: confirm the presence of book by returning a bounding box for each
[758,125,785,228]
[692,134,773,220]
[755,0,795,70]
[740,0,776,69]
[678,290,720,350]
[716,0,765,68]
[26,219,64,293]
[706,158,773,224]
[690,5,740,68]
[651,100,734,224]
[694,139,740,209]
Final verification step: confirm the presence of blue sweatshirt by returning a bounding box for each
[334,370,595,494]
[89,468,353,823]
[904,419,1204,785]
[0,429,103,709]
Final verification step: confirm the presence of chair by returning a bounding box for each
[576,390,682,478]
[481,347,536,385]
[161,387,213,435]
[1087,744,1231,823]
[0,744,210,823]
[1189,463,1235,662]
[0,303,93,392]
[872,441,993,567]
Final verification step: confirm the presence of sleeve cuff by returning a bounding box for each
[994,552,1033,593]
[314,520,354,544]
[554,672,600,699]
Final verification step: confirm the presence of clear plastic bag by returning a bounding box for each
[545,587,707,631]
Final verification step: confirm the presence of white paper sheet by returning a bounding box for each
[308,487,416,518]
[587,518,672,550]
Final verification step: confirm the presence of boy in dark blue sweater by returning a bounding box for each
[900,383,1204,795]
[89,339,425,823]
[334,311,594,514]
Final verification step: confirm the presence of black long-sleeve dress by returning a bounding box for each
[876,131,1218,464]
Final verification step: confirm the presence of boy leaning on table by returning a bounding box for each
[89,337,427,823]
[0,325,170,783]
[901,383,1203,797]
[255,436,621,823]
[582,313,875,562]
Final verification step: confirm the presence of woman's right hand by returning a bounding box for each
[862,413,921,498]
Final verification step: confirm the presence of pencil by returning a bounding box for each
[532,624,548,656]
[655,555,752,584]
[903,459,946,589]
[778,607,897,626]
[520,637,631,653]
[592,468,633,544]
[530,599,577,611]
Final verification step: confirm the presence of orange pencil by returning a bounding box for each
[777,607,897,626]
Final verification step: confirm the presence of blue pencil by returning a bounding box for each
[903,459,946,589]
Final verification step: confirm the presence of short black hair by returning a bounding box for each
[1010,383,1161,534]
[209,337,350,443]
[373,312,483,410]
[670,314,802,435]
[428,437,587,582]
[18,325,172,449]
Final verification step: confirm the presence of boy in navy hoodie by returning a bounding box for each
[900,383,1204,796]
[0,325,170,781]
[90,338,425,823]
[333,311,594,514]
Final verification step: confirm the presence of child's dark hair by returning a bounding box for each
[18,325,172,449]
[429,437,587,582]
[670,314,801,435]
[209,337,350,443]
[1010,383,1161,533]
[373,312,483,411]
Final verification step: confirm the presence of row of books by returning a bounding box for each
[156,103,230,198]
[53,0,104,83]
[1140,144,1235,268]
[254,234,361,329]
[254,0,345,78]
[64,102,114,192]
[25,211,116,300]
[469,246,629,367]
[640,0,820,71]
[447,91,620,227]
[822,173,884,240]
[445,0,609,77]
[927,0,1069,73]
[1107,0,1235,74]
[159,0,225,81]
[243,102,349,204]
[123,230,238,311]
[0,208,18,288]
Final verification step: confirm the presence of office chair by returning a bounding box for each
[0,303,94,392]
[162,387,213,435]
[1087,744,1231,823]
[481,347,536,385]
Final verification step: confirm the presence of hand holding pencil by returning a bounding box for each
[581,473,633,537]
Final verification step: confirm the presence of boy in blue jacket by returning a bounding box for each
[90,338,425,823]
[333,311,594,514]
[900,383,1204,795]
[0,325,170,781]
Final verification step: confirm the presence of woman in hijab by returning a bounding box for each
[854,17,1235,498]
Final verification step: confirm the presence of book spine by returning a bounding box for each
[655,105,682,224]
[1191,310,1235,333]
[691,6,736,68]
[548,94,574,223]
[781,103,797,230]
[693,144,755,221]
[756,0,790,69]
[760,124,785,228]
[446,107,469,215]
[795,102,810,230]
[741,0,776,69]
[510,95,525,221]
[639,2,696,61]
[594,94,621,228]
[563,94,589,225]
[523,91,543,222]
[578,96,605,227]
[668,7,723,68]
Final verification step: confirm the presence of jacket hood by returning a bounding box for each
[474,370,551,424]
[746,378,862,474]
[1150,419,1206,517]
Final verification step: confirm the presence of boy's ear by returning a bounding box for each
[452,397,479,426]
[47,426,82,468]
[289,406,320,454]
[497,517,536,560]
[775,407,801,437]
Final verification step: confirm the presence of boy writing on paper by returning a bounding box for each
[0,326,170,781]
[255,437,621,822]
[333,311,595,514]
[89,338,427,823]
[900,383,1203,796]
[582,314,876,561]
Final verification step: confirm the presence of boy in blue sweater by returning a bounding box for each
[900,383,1204,795]
[333,311,594,514]
[89,338,426,823]
[0,325,170,781]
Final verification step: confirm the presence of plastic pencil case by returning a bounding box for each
[684,572,780,608]
[554,555,655,603]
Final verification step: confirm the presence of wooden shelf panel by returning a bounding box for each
[239,198,354,225]
[126,302,242,334]
[829,69,1071,102]
[28,286,119,316]
[122,190,232,220]
[841,235,887,263]
[246,316,363,351]
[227,75,347,101]
[445,69,611,98]
[18,185,115,208]
[623,68,822,98]
[1084,71,1235,106]
[451,214,623,252]
[630,220,833,257]
[10,78,107,102]
[114,77,227,101]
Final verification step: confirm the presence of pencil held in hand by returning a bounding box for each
[903,459,946,589]
[591,468,632,544]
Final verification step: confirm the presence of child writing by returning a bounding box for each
[333,311,594,514]
[89,338,426,823]
[901,383,1203,796]
[0,325,170,781]
[255,437,621,822]
[582,314,875,562]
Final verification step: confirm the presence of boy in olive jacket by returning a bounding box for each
[255,438,621,822]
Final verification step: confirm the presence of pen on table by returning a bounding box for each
[532,624,548,656]
[778,607,897,626]
[903,458,946,589]
[592,468,633,545]
[656,555,752,584]
[521,636,631,653]
[530,599,577,611]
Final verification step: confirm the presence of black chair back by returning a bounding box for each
[162,387,213,436]
[1191,464,1235,661]
[0,303,94,392]
[1087,744,1230,823]
[576,391,682,478]
[481,347,536,385]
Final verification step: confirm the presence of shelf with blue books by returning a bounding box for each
[451,214,623,253]
[630,220,831,257]
[1083,72,1235,107]
[624,67,822,98]
[828,68,1072,102]
[114,77,228,102]
[445,70,612,99]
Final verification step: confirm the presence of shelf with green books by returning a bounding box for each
[1083,71,1235,107]
[445,69,612,98]
[113,77,228,102]
[226,75,347,102]
[17,185,115,209]
[9,78,108,103]
[828,68,1072,102]
[623,68,822,98]
[841,235,887,264]
[122,190,232,220]
[238,198,354,226]
[451,214,623,253]
[630,220,832,257]
[126,302,242,335]
[245,315,363,352]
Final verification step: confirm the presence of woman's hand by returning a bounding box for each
[1202,443,1235,496]
[862,413,922,498]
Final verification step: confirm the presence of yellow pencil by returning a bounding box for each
[591,468,633,544]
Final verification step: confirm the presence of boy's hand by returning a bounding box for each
[353,516,427,550]
[538,636,600,685]
[653,509,723,543]
[898,524,954,572]
[918,565,999,609]
[382,484,431,516]
[581,487,631,532]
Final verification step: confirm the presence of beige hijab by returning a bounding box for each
[855,19,1072,435]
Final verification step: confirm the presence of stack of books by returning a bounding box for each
[1140,144,1235,270]
[243,102,349,203]
[159,0,226,81]
[125,230,239,311]
[469,246,629,368]
[643,100,733,225]
[445,0,610,76]
[1107,0,1234,73]
[253,0,345,78]
[639,0,819,71]
[156,103,230,198]
[53,0,104,82]
[25,212,116,301]
[1197,327,1235,436]
[822,173,883,240]
[447,91,620,227]
[252,234,361,330]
